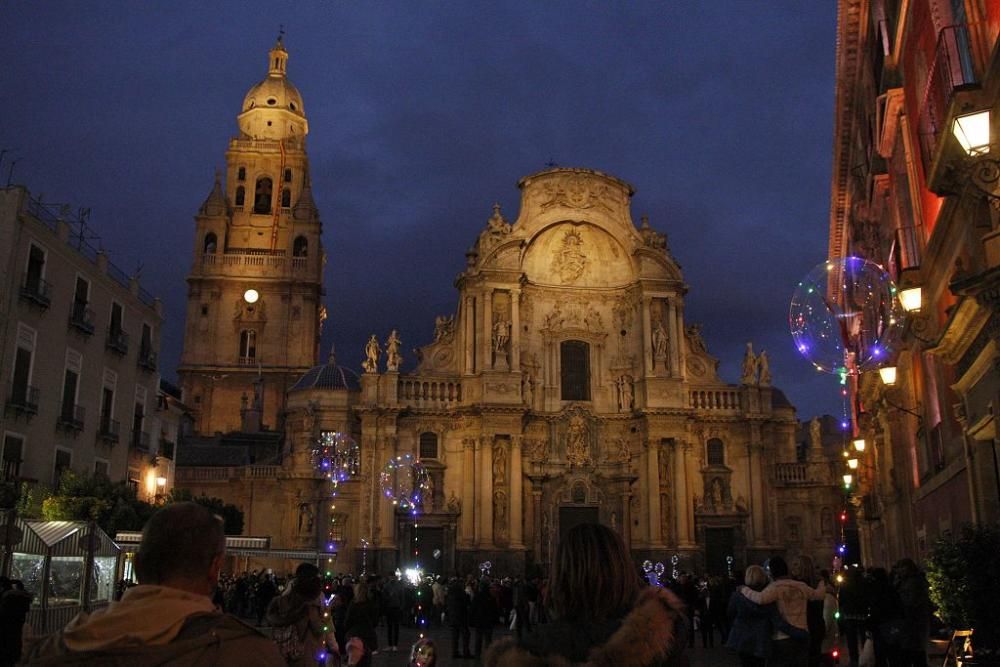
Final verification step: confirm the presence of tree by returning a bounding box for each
[168,488,244,535]
[40,471,156,536]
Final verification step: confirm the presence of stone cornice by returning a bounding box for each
[929,296,991,365]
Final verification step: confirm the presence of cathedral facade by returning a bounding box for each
[175,41,841,577]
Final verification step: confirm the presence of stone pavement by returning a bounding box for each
[369,624,740,667]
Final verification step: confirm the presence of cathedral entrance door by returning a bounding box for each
[558,506,599,544]
[704,527,735,575]
[413,526,446,575]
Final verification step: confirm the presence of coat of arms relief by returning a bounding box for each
[550,229,587,284]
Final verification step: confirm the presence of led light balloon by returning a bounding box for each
[789,257,903,375]
[380,453,430,511]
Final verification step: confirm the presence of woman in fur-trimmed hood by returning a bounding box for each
[484,523,688,667]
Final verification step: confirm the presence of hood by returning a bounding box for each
[484,586,686,667]
[60,585,216,652]
[266,590,312,626]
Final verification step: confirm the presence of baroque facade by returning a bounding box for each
[176,40,841,576]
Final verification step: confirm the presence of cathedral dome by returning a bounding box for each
[290,349,360,392]
[237,37,309,140]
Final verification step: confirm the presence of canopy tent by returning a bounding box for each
[115,532,322,575]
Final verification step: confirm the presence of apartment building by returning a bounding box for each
[0,185,164,492]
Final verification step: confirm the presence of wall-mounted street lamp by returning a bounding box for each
[852,438,866,453]
[879,366,898,386]
[953,110,991,157]
[843,473,854,488]
[847,457,859,470]
[899,287,923,313]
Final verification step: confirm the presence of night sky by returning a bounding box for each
[2,2,840,420]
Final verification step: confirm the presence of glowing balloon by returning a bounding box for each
[789,257,902,375]
[379,453,429,511]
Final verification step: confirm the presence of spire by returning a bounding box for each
[268,30,288,77]
[198,169,227,216]
[328,343,337,366]
[293,169,319,221]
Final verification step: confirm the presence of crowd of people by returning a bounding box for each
[4,502,937,667]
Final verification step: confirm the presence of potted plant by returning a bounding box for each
[926,524,1000,664]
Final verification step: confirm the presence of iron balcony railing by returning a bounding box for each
[19,274,52,308]
[131,430,150,452]
[6,384,39,416]
[57,403,85,431]
[97,418,120,444]
[159,439,175,460]
[106,327,129,355]
[68,302,96,335]
[138,347,158,372]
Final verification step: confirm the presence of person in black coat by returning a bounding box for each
[725,565,773,667]
[445,577,471,659]
[0,578,32,667]
[471,580,499,657]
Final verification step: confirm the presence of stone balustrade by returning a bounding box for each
[176,465,282,483]
[689,388,742,411]
[199,252,312,277]
[398,377,463,408]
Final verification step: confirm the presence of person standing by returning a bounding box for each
[739,556,825,667]
[838,567,867,667]
[0,578,32,667]
[381,573,406,651]
[344,581,380,659]
[892,559,930,667]
[432,576,447,627]
[726,565,774,667]
[471,579,499,658]
[818,571,840,667]
[266,563,333,666]
[445,577,472,659]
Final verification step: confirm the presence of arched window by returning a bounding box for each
[281,188,291,208]
[239,329,257,362]
[254,177,272,214]
[203,233,217,254]
[237,167,246,181]
[293,236,308,257]
[560,340,590,401]
[284,168,292,182]
[234,186,245,207]
[419,432,438,460]
[707,438,725,466]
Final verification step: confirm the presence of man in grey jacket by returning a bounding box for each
[24,502,284,666]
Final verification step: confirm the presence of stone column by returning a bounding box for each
[461,438,476,545]
[511,289,521,372]
[378,435,398,548]
[674,441,693,547]
[532,487,543,563]
[642,296,653,377]
[749,443,766,546]
[647,441,662,546]
[483,290,494,370]
[510,436,524,548]
[667,299,679,377]
[676,302,687,380]
[477,436,494,547]
[464,296,475,374]
[622,488,632,550]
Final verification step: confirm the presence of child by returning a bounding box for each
[408,638,437,667]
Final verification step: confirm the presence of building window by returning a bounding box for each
[281,188,291,208]
[560,340,590,401]
[283,168,292,182]
[235,186,245,207]
[53,449,72,489]
[254,177,273,214]
[707,438,725,466]
[203,233,218,254]
[25,244,46,291]
[237,166,246,181]
[94,459,109,478]
[293,236,308,257]
[419,432,438,460]
[132,401,145,450]
[10,341,35,410]
[239,329,257,362]
[100,385,115,433]
[60,367,80,423]
[2,434,23,480]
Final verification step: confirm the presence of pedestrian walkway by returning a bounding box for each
[369,624,740,666]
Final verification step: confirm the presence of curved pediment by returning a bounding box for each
[522,221,635,288]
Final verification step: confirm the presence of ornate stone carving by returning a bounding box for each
[686,324,706,353]
[521,371,535,407]
[550,229,588,284]
[493,489,508,541]
[584,304,604,332]
[537,173,616,213]
[757,350,771,386]
[565,410,592,467]
[446,491,462,514]
[493,444,507,485]
[478,203,511,253]
[615,374,634,412]
[543,303,563,330]
[526,438,549,462]
[433,315,455,343]
[363,334,380,374]
[638,215,669,251]
[385,330,402,372]
[741,342,757,385]
[234,296,267,323]
[492,316,510,366]
[652,319,669,360]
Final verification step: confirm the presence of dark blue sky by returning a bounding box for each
[1,2,840,420]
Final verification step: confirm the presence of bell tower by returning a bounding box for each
[179,37,325,434]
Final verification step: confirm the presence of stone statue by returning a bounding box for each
[446,491,461,514]
[493,490,508,538]
[735,495,748,513]
[522,371,534,407]
[363,335,380,374]
[385,330,402,372]
[565,413,591,466]
[492,445,507,485]
[433,315,455,343]
[492,318,510,353]
[686,324,707,353]
[652,319,669,359]
[757,350,771,386]
[711,477,724,507]
[809,417,822,451]
[297,503,314,533]
[527,438,549,462]
[423,474,435,511]
[618,437,632,463]
[741,342,757,385]
[616,375,634,411]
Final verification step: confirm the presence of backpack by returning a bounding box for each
[272,622,304,663]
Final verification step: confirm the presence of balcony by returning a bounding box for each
[68,302,96,336]
[773,461,835,487]
[238,355,258,367]
[57,404,85,432]
[138,348,158,372]
[130,430,150,453]
[97,418,120,445]
[106,327,129,355]
[397,377,463,409]
[19,275,51,308]
[689,388,742,412]
[159,438,175,459]
[6,385,39,417]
